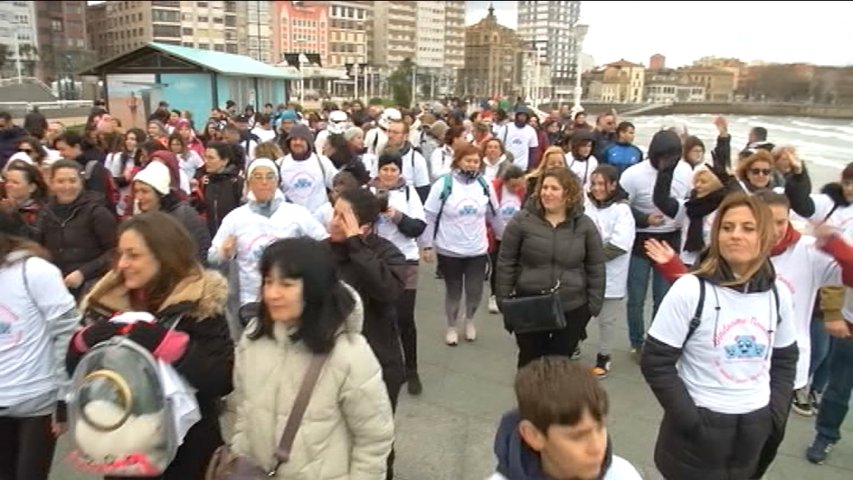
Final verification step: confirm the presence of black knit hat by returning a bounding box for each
[377,152,403,171]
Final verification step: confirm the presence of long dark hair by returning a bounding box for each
[249,237,356,354]
[0,212,48,267]
[118,212,200,312]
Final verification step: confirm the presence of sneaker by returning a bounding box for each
[591,354,611,379]
[571,344,582,360]
[488,295,499,314]
[407,372,423,395]
[806,436,835,464]
[792,387,815,416]
[445,327,458,346]
[465,321,477,342]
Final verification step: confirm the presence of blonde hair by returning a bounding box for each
[693,166,723,195]
[527,146,566,182]
[254,141,284,162]
[692,193,775,286]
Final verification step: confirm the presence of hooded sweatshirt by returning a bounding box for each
[0,251,79,414]
[277,124,338,214]
[489,410,641,480]
[208,189,329,305]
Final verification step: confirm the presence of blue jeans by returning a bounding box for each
[626,253,671,349]
[815,336,853,443]
[809,315,832,393]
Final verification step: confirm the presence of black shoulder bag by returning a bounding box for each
[501,279,566,334]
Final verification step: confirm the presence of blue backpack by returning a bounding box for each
[433,173,496,239]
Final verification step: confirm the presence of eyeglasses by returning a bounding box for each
[749,168,772,176]
[250,173,277,182]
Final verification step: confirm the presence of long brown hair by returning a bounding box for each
[117,212,200,311]
[693,193,775,286]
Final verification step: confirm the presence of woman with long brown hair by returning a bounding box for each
[641,193,798,480]
[65,211,233,479]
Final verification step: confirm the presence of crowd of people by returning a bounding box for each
[0,96,851,480]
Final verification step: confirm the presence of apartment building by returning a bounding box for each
[87,1,245,61]
[517,0,586,99]
[271,0,330,66]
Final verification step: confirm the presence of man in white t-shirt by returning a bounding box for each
[489,357,642,480]
[383,120,431,202]
[497,108,539,172]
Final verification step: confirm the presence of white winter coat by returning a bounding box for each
[229,285,394,479]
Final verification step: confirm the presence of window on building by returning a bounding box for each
[182,41,194,47]
[197,1,208,7]
[153,25,180,37]
[226,44,237,53]
[225,15,236,27]
[198,16,208,22]
[213,17,223,24]
[214,44,224,52]
[182,27,193,35]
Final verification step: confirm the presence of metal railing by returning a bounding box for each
[0,100,92,110]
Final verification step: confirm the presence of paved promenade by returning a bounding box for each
[51,266,852,479]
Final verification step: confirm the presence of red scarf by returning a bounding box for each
[770,223,801,256]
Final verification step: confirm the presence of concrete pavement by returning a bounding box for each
[50,265,853,479]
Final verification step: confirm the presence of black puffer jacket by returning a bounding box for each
[496,201,606,316]
[162,194,212,264]
[37,192,117,283]
[196,164,244,237]
[330,235,407,397]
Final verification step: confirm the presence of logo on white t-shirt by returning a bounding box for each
[453,197,483,227]
[285,171,317,201]
[713,316,771,384]
[0,304,22,349]
[245,233,279,262]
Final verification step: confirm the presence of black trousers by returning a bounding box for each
[489,242,500,295]
[0,415,56,480]
[385,375,403,480]
[396,288,418,374]
[514,305,590,369]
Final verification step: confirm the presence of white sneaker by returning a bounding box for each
[465,321,477,342]
[488,295,499,314]
[445,327,459,346]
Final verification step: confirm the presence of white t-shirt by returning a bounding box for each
[424,174,501,257]
[500,124,539,171]
[251,127,277,144]
[429,146,454,182]
[277,153,338,214]
[771,235,841,388]
[209,198,329,305]
[567,154,599,190]
[483,155,509,182]
[584,199,636,299]
[177,150,205,186]
[372,184,425,261]
[619,160,693,234]
[802,195,853,324]
[648,274,797,414]
[494,183,523,240]
[365,127,388,156]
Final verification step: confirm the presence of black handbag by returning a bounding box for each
[501,280,566,334]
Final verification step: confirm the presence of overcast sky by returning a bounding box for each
[466,1,853,68]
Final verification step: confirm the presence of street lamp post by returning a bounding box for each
[298,52,308,105]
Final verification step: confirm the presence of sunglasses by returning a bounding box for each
[750,168,772,176]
